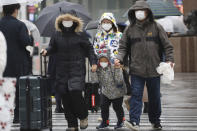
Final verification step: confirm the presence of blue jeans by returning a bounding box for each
[129,75,161,125]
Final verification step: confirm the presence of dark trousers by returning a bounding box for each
[62,90,88,127]
[51,78,63,110]
[100,94,124,123]
[55,92,63,109]
[129,75,161,125]
[14,78,19,120]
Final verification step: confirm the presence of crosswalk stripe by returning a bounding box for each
[11,105,197,131]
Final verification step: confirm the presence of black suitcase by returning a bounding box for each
[84,59,100,113]
[19,56,52,131]
[84,83,100,113]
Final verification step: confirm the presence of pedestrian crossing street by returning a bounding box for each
[11,105,197,131]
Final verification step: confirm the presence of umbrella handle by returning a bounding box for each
[59,7,62,13]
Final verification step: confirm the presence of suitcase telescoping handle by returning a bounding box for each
[40,54,47,77]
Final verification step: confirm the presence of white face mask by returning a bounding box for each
[100,62,108,68]
[135,10,146,21]
[62,21,73,27]
[102,23,112,31]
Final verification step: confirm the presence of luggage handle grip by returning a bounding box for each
[30,96,33,112]
[40,54,47,77]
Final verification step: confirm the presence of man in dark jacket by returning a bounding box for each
[0,4,33,123]
[115,0,174,130]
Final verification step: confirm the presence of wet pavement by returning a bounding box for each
[11,73,197,131]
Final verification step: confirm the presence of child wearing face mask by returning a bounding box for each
[95,48,126,130]
[93,13,126,130]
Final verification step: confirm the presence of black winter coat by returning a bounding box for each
[0,16,33,77]
[47,14,97,94]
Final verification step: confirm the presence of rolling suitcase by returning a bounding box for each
[84,59,100,113]
[19,55,52,131]
[84,83,100,113]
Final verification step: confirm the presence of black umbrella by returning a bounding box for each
[85,20,127,31]
[35,1,92,37]
[123,0,182,18]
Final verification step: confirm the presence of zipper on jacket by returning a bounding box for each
[142,29,149,78]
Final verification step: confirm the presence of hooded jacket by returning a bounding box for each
[0,32,7,78]
[116,0,174,78]
[96,49,126,100]
[93,13,122,62]
[46,13,97,93]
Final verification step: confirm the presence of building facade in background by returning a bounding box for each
[174,0,183,13]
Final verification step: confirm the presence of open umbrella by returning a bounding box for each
[156,17,174,33]
[35,1,91,37]
[156,16,188,33]
[125,15,188,33]
[20,20,41,56]
[21,19,41,44]
[0,0,43,6]
[123,0,182,18]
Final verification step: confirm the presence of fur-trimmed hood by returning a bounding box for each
[0,31,7,78]
[55,14,83,32]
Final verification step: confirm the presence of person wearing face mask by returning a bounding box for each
[93,13,126,130]
[41,11,97,131]
[94,13,121,61]
[115,1,174,131]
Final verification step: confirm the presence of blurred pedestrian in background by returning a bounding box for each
[0,31,10,131]
[0,3,33,123]
[115,0,174,130]
[0,32,6,80]
[41,11,97,131]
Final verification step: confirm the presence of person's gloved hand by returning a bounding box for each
[166,61,174,68]
[114,59,121,66]
[91,64,97,72]
[40,49,47,56]
[26,46,34,56]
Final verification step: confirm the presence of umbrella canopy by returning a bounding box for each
[125,15,188,33]
[156,17,174,32]
[85,20,127,30]
[156,16,188,33]
[123,0,182,18]
[35,1,91,37]
[0,0,43,6]
[20,19,41,44]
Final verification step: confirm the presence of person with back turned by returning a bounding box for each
[0,3,33,123]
